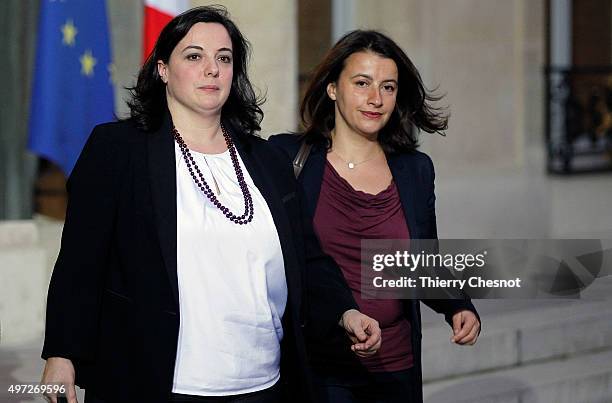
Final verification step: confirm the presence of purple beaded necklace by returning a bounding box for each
[173,125,254,225]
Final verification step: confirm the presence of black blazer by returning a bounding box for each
[42,115,357,403]
[268,134,480,403]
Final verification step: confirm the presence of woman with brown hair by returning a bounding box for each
[270,30,481,403]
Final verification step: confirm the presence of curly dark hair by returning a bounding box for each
[301,30,448,153]
[125,5,264,135]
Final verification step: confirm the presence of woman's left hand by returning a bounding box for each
[451,310,480,345]
[340,309,382,357]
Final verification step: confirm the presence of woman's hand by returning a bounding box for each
[340,309,382,357]
[41,357,78,403]
[451,310,480,345]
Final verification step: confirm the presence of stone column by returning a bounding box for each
[331,0,356,43]
[550,0,572,68]
[107,0,143,118]
[549,0,572,153]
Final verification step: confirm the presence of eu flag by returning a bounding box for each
[28,0,115,176]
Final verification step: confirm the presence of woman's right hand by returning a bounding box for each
[340,309,382,357]
[41,357,78,403]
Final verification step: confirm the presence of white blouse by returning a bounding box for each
[171,142,287,396]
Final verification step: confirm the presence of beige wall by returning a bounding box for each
[108,0,298,136]
[107,0,545,162]
[351,0,545,171]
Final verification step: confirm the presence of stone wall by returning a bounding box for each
[348,0,545,172]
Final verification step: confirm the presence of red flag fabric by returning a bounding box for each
[143,0,189,62]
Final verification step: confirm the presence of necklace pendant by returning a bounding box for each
[348,162,355,169]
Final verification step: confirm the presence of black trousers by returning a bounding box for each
[84,380,282,403]
[314,368,416,403]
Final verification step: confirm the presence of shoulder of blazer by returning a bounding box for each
[249,133,292,163]
[267,133,303,160]
[396,149,434,168]
[391,149,435,184]
[67,120,142,186]
[239,133,298,184]
[90,119,146,144]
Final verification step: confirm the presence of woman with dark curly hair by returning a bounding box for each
[39,7,381,403]
[270,30,481,403]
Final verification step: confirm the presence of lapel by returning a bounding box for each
[232,129,302,316]
[388,153,420,239]
[147,113,179,308]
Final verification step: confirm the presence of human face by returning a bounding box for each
[327,51,398,139]
[157,22,233,117]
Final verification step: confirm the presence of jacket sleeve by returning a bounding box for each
[267,135,358,339]
[417,154,482,329]
[42,125,120,362]
[298,182,358,340]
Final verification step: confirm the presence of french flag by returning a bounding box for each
[143,0,190,62]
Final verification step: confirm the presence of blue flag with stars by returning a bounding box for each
[28,0,115,175]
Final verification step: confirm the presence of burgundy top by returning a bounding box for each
[313,160,413,372]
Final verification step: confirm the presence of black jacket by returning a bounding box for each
[42,115,357,403]
[269,134,481,403]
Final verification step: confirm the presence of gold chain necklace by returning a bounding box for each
[332,148,383,169]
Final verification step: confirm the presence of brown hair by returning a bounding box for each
[301,30,448,152]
